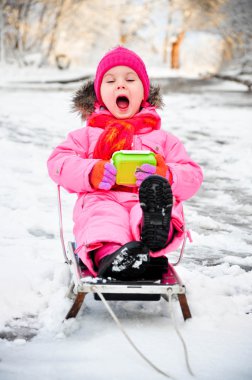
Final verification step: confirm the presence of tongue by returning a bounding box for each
[117,98,129,109]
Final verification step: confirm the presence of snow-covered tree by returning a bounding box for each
[1,0,251,73]
[221,0,252,74]
[161,0,252,71]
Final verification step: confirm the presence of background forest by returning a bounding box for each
[1,0,252,77]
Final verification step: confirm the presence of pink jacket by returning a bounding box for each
[47,107,203,275]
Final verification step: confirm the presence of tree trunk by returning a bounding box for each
[171,31,185,69]
[163,0,173,64]
[39,0,66,67]
[0,1,5,64]
[163,29,169,64]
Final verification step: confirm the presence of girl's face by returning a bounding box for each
[100,66,144,119]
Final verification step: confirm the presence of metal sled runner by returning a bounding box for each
[57,186,192,321]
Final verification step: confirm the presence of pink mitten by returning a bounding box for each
[90,160,117,190]
[135,154,172,187]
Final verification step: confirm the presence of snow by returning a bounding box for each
[0,73,252,380]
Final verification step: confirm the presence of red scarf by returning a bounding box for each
[87,111,160,160]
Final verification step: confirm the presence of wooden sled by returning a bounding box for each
[65,242,191,321]
[57,186,192,321]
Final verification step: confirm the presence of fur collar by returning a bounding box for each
[72,80,164,120]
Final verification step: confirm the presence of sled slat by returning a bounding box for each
[65,292,87,319]
[178,293,192,320]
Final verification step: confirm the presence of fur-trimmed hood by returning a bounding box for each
[72,80,164,120]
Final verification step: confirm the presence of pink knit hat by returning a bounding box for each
[94,46,150,105]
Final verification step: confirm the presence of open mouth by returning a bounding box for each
[116,96,129,110]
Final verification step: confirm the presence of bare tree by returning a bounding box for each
[0,0,6,64]
[162,0,227,69]
[39,0,67,67]
[2,0,251,72]
[162,0,252,70]
[1,0,85,66]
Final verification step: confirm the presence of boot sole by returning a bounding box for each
[139,175,173,252]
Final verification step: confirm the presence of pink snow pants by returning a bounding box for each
[73,191,174,276]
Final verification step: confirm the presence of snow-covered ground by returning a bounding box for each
[0,78,251,380]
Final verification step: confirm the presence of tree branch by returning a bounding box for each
[15,74,92,84]
[213,73,252,91]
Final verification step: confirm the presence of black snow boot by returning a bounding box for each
[139,175,173,252]
[98,241,149,280]
[143,256,169,281]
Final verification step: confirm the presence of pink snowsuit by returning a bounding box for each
[47,106,203,276]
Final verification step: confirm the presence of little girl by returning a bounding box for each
[47,46,203,280]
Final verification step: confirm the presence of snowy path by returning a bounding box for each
[0,83,251,380]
